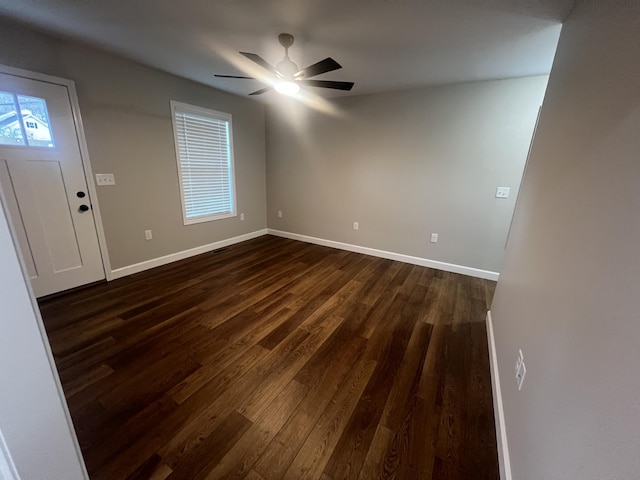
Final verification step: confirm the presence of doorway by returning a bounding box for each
[0,66,109,297]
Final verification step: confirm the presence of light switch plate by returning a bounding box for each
[496,186,511,199]
[96,173,116,186]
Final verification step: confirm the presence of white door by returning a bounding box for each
[0,72,104,297]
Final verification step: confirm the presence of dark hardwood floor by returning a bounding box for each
[39,235,499,480]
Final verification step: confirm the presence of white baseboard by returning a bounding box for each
[486,311,512,480]
[110,227,500,282]
[267,229,499,281]
[110,229,268,279]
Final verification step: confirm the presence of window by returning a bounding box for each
[170,101,237,225]
[0,92,54,147]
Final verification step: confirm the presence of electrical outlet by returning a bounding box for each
[430,233,438,243]
[145,230,152,241]
[496,186,511,199]
[353,221,359,231]
[95,173,116,186]
[277,210,283,218]
[240,213,245,221]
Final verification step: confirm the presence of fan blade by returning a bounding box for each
[240,52,279,75]
[294,57,342,79]
[249,87,273,96]
[299,80,354,91]
[215,74,256,79]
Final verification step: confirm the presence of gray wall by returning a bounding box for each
[491,1,640,478]
[266,77,548,273]
[0,20,267,270]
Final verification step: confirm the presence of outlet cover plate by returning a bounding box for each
[96,173,116,186]
[496,186,511,199]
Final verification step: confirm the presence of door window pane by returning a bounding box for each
[17,95,54,148]
[0,92,55,148]
[0,91,25,146]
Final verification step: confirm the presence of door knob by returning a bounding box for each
[79,204,90,212]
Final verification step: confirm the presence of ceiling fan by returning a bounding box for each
[215,33,355,96]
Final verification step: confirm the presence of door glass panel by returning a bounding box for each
[0,91,25,146]
[0,92,55,148]
[17,95,55,148]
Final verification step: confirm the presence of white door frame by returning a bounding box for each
[0,63,112,281]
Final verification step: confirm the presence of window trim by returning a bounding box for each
[170,100,237,226]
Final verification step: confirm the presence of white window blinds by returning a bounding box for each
[171,101,236,225]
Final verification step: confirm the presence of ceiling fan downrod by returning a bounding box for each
[276,33,298,77]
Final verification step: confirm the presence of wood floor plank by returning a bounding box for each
[167,344,270,405]
[258,269,351,350]
[380,320,433,431]
[38,236,499,480]
[202,379,307,480]
[149,464,174,480]
[156,328,311,466]
[193,304,297,367]
[166,410,252,479]
[60,363,114,397]
[414,324,450,478]
[357,423,396,480]
[237,315,344,422]
[253,333,368,480]
[433,324,468,478]
[245,470,266,480]
[280,355,377,480]
[80,394,179,473]
[323,275,425,479]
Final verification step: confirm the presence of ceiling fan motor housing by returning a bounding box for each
[278,33,295,48]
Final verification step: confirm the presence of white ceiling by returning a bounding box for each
[0,0,572,100]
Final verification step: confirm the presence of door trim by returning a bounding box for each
[0,64,113,280]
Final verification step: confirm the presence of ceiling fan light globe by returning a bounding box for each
[275,81,300,95]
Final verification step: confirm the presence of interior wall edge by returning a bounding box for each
[267,228,499,281]
[486,310,512,480]
[0,180,88,479]
[0,430,20,480]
